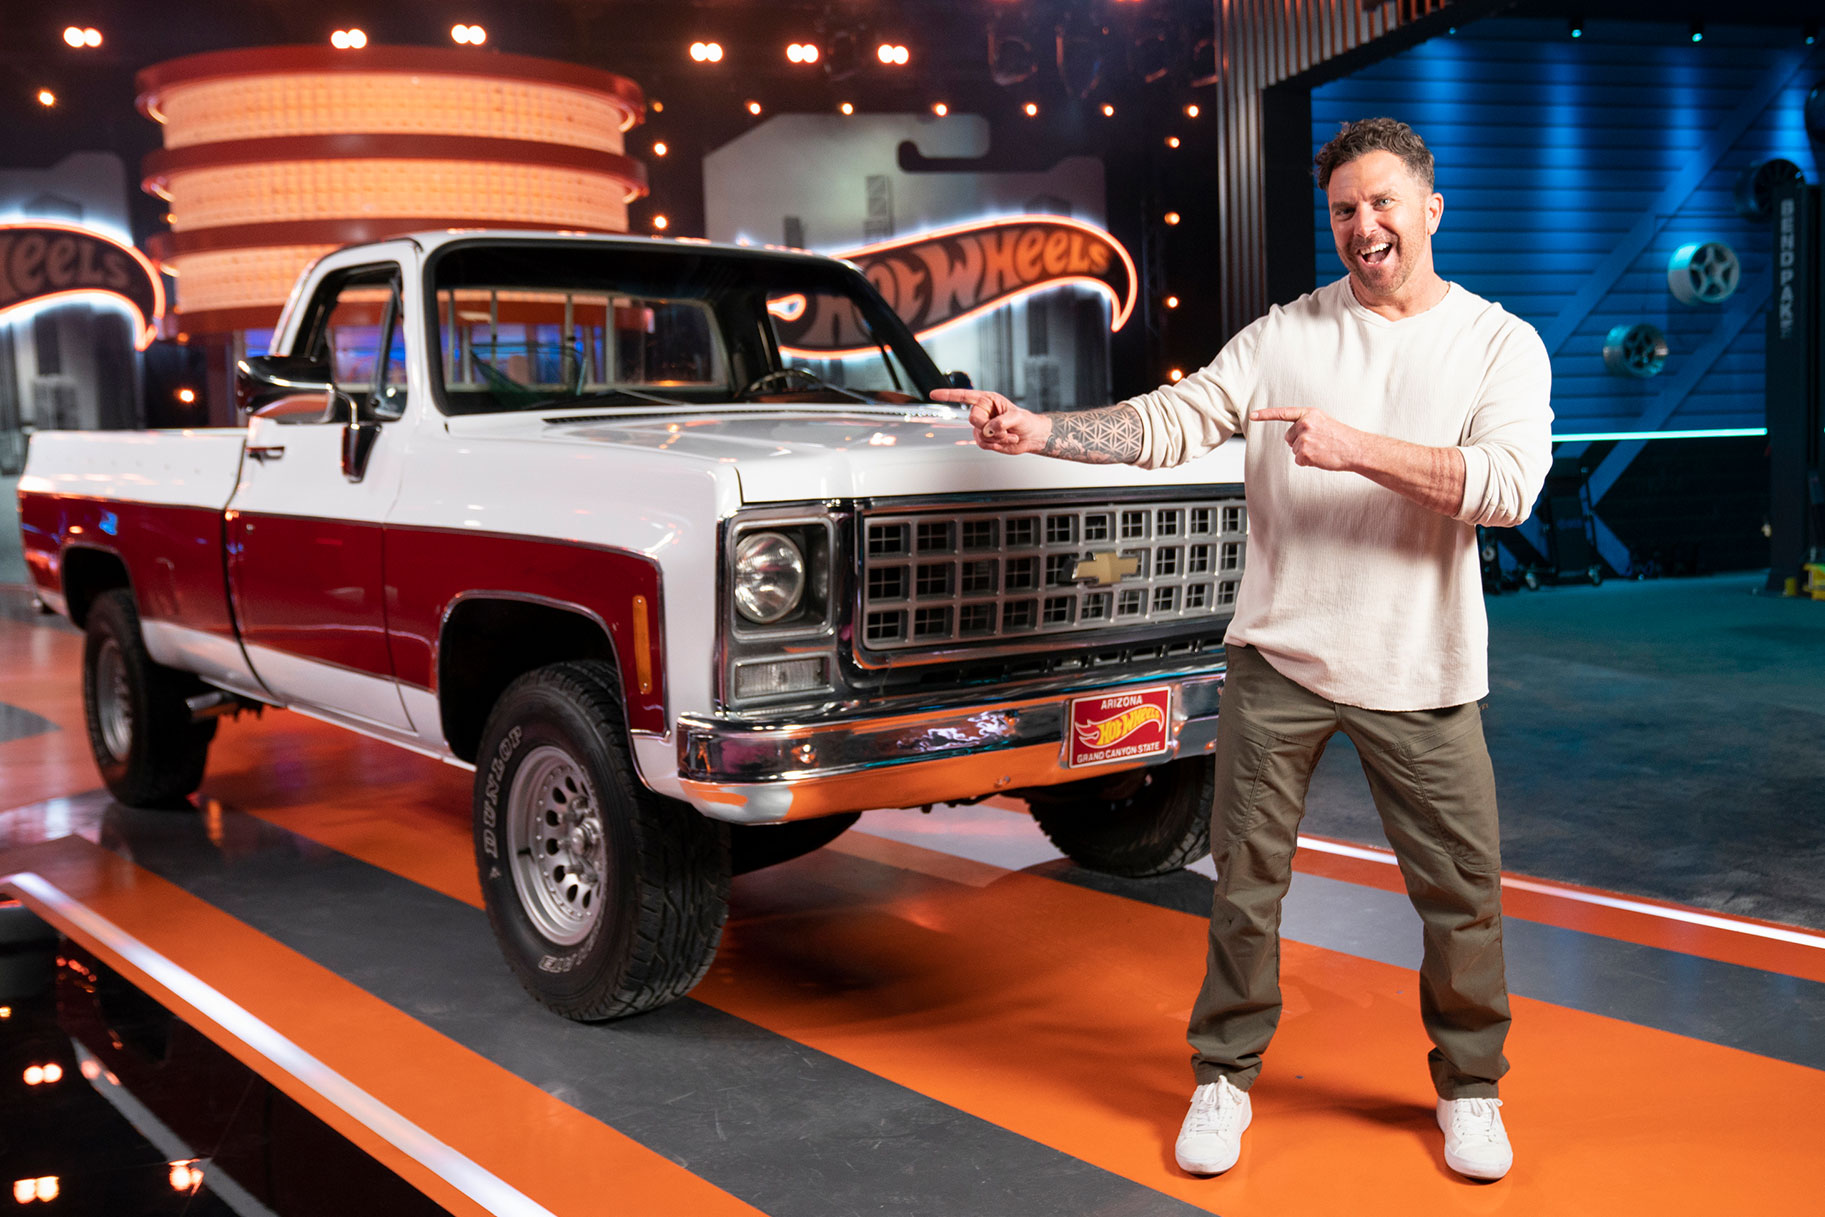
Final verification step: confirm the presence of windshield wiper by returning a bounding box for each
[532,386,690,409]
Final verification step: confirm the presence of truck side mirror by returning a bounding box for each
[326,388,381,482]
[946,370,974,390]
[236,355,333,417]
[342,416,381,483]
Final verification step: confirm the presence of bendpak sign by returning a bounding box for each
[774,215,1137,356]
[0,221,164,349]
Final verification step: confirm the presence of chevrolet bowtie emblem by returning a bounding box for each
[1073,550,1140,588]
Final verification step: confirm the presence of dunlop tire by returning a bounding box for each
[472,660,731,1021]
[81,588,216,809]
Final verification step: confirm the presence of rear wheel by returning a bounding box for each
[81,589,215,808]
[1022,756,1214,877]
[473,661,730,1020]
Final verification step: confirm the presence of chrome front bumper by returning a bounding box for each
[676,671,1224,824]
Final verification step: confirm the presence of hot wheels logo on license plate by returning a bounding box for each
[1065,687,1172,767]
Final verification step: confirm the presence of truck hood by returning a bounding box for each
[507,404,1245,502]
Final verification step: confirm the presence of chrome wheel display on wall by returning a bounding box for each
[1602,323,1669,378]
[1666,242,1741,305]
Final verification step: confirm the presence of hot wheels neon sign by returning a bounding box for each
[775,214,1137,357]
[0,220,164,349]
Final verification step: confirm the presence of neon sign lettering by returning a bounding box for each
[776,215,1137,357]
[0,221,164,349]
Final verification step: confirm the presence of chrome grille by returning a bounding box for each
[858,497,1247,653]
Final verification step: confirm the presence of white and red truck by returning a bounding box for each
[17,231,1246,1019]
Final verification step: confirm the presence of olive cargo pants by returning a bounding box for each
[1188,644,1512,1099]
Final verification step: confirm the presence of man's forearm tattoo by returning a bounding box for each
[1042,405,1144,465]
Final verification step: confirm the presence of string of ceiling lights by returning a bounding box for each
[20,6,1217,386]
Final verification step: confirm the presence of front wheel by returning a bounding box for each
[1022,755,1215,877]
[81,589,215,808]
[473,661,730,1020]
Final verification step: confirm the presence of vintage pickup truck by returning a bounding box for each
[18,231,1247,1019]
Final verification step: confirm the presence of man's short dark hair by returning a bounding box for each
[1315,118,1435,192]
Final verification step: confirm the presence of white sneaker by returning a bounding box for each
[1436,1096,1513,1180]
[1175,1076,1252,1175]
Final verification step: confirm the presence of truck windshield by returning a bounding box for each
[427,241,945,415]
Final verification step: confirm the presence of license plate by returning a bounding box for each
[1064,686,1172,768]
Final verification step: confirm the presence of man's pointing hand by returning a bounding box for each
[932,388,1053,455]
[1250,407,1364,472]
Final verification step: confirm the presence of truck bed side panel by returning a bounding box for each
[17,431,246,638]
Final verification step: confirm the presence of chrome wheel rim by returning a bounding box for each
[506,745,609,946]
[95,639,133,762]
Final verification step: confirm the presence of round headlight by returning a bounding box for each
[733,531,806,624]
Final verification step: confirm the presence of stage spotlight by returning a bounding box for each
[1689,21,1704,43]
[1185,103,1200,118]
[877,43,909,66]
[988,22,1037,86]
[690,41,724,63]
[1166,136,1180,148]
[747,100,763,116]
[1165,296,1180,309]
[1023,101,1039,117]
[653,214,670,231]
[653,141,668,157]
[1164,211,1181,225]
[1102,103,1116,117]
[787,42,820,64]
[1804,23,1817,46]
[36,89,55,107]
[1056,21,1106,99]
[1569,18,1583,39]
[840,101,854,115]
[1131,21,1173,85]
[1190,35,1217,87]
[932,102,949,116]
[824,29,860,80]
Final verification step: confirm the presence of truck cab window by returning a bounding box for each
[303,268,409,422]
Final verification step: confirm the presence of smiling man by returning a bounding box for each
[933,118,1552,1183]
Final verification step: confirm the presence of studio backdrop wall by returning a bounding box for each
[1307,17,1823,574]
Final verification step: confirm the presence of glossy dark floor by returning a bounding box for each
[0,908,449,1216]
[2,575,1823,1216]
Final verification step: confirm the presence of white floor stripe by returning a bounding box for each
[1293,835,1825,951]
[2,870,557,1217]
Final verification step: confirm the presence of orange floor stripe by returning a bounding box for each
[190,722,1825,1217]
[0,836,762,1217]
[1290,834,1825,984]
[706,835,1825,1217]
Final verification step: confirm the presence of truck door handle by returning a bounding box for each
[247,445,285,462]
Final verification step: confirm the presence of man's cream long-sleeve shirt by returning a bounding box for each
[1121,277,1553,711]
